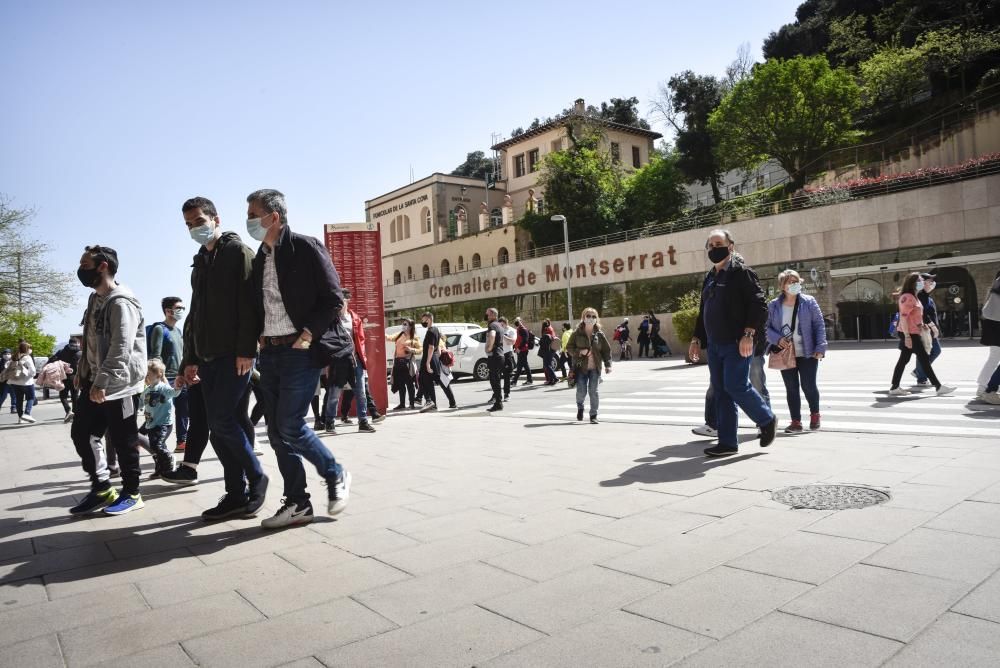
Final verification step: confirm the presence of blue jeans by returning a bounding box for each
[780,356,820,421]
[705,354,770,427]
[12,384,35,417]
[707,341,774,448]
[575,369,600,417]
[198,356,263,501]
[914,338,942,383]
[259,346,342,505]
[987,362,1000,394]
[323,360,368,422]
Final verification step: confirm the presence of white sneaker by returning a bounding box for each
[261,499,314,529]
[936,385,957,396]
[981,392,1000,405]
[691,424,718,437]
[64,412,74,423]
[21,415,35,423]
[888,388,910,396]
[328,471,351,515]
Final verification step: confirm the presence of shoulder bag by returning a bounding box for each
[768,297,798,371]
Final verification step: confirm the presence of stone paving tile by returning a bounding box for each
[58,591,263,667]
[0,538,33,562]
[944,450,1000,470]
[863,527,1000,584]
[859,455,953,474]
[274,540,360,572]
[117,643,195,667]
[569,488,684,519]
[924,500,1000,538]
[238,556,410,617]
[481,565,663,634]
[823,467,914,488]
[0,583,146,647]
[182,598,396,668]
[309,506,428,539]
[483,609,713,667]
[0,577,48,612]
[0,634,64,668]
[0,541,113,584]
[906,465,1000,493]
[103,517,248,561]
[883,482,971,513]
[725,469,820,492]
[781,564,973,642]
[377,531,523,575]
[600,532,759,585]
[625,566,812,639]
[317,605,542,667]
[354,561,534,625]
[388,507,512,543]
[662,487,771,517]
[138,552,303,607]
[582,507,715,547]
[315,527,421,557]
[483,489,597,518]
[277,658,325,668]
[684,505,829,546]
[802,506,936,543]
[728,531,883,585]
[44,547,201,599]
[484,507,613,545]
[483,532,637,581]
[636,473,747,497]
[898,445,974,459]
[884,612,1000,666]
[952,570,1000,623]
[969,481,1000,504]
[675,611,902,667]
[402,490,517,517]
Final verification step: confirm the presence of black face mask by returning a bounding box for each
[421,321,429,328]
[77,266,100,288]
[707,246,730,264]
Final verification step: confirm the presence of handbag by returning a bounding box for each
[768,297,798,371]
[919,326,933,354]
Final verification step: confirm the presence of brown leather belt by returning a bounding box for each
[260,333,300,348]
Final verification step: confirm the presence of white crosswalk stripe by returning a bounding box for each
[512,381,1000,439]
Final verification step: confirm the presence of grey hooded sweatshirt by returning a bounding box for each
[78,284,147,401]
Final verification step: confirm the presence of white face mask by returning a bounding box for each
[787,282,802,295]
[584,316,597,324]
[246,217,267,241]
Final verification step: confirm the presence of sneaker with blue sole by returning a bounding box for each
[70,487,119,515]
[104,493,144,515]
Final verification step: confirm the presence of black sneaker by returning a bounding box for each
[69,487,119,515]
[391,404,406,412]
[704,445,739,458]
[161,465,198,486]
[577,409,584,421]
[358,421,376,433]
[759,418,777,448]
[487,402,503,412]
[590,415,599,424]
[246,473,269,517]
[419,402,437,413]
[371,414,386,424]
[202,495,250,521]
[324,420,337,434]
[448,403,457,409]
[340,416,354,425]
[503,395,510,402]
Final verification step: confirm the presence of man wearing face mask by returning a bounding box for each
[689,229,777,457]
[172,196,268,521]
[912,273,942,386]
[246,188,351,529]
[148,296,188,452]
[68,245,148,515]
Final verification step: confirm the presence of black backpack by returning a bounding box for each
[527,330,536,349]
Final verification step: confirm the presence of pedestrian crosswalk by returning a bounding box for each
[511,380,1000,439]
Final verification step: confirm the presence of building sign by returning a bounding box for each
[370,193,429,220]
[427,246,678,299]
[325,223,388,414]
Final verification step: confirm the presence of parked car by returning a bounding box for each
[384,322,480,371]
[448,327,548,381]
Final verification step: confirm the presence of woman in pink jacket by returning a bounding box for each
[889,272,956,397]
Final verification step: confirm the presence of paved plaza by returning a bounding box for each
[1,342,999,666]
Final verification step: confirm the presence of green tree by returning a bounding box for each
[518,129,625,247]
[709,55,861,190]
[450,151,494,179]
[621,153,689,227]
[860,42,929,105]
[917,26,1000,94]
[0,311,57,356]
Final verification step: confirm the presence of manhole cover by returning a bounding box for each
[771,484,890,510]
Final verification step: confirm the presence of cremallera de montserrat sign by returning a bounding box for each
[426,244,679,300]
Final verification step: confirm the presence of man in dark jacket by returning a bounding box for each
[171,196,268,521]
[49,335,82,421]
[247,188,351,529]
[689,229,776,457]
[914,273,941,385]
[511,317,533,385]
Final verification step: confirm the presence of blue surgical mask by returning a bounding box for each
[915,281,924,292]
[787,283,802,295]
[189,223,216,246]
[246,217,267,241]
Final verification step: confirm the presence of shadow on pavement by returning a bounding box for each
[600,438,765,488]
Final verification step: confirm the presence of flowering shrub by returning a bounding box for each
[798,153,1000,198]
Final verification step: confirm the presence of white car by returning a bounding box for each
[448,328,551,381]
[384,322,481,370]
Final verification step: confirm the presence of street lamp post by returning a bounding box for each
[550,214,573,322]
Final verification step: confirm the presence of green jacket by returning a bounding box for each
[565,326,612,376]
[181,232,259,371]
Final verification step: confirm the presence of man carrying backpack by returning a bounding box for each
[148,297,188,453]
[511,317,534,386]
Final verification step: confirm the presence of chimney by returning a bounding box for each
[573,98,585,115]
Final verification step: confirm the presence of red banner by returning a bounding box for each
[324,223,388,415]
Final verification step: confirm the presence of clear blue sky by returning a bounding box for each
[1,0,800,340]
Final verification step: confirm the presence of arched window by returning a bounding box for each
[457,255,465,271]
[407,266,413,281]
[422,264,430,279]
[421,206,431,233]
[393,270,401,285]
[403,215,411,239]
[472,253,481,269]
[441,259,450,276]
[390,222,397,243]
[396,216,404,241]
[498,247,509,265]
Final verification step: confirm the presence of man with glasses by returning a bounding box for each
[148,296,188,453]
[689,229,776,457]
